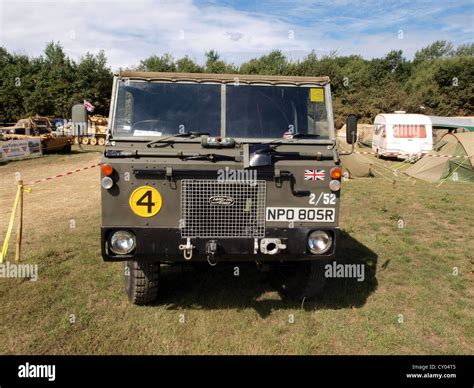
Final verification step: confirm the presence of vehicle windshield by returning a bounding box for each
[226,85,329,138]
[113,81,221,137]
[112,80,331,139]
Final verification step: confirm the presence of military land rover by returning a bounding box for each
[101,71,357,304]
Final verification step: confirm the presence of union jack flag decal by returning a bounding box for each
[304,169,325,181]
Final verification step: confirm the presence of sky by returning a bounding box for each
[0,0,472,70]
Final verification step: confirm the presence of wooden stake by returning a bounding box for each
[15,180,23,263]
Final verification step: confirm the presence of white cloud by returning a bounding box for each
[0,0,471,71]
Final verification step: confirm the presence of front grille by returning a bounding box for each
[181,179,266,238]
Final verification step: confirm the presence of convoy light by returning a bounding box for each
[109,231,136,255]
[329,179,341,192]
[202,136,236,148]
[101,164,114,176]
[330,167,343,180]
[101,176,114,190]
[308,230,332,254]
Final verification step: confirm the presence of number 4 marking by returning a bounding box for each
[136,190,155,213]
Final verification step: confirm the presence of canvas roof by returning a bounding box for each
[374,113,431,125]
[429,116,474,131]
[452,132,474,167]
[117,71,330,86]
[405,132,474,182]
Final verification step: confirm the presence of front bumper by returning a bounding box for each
[101,227,339,262]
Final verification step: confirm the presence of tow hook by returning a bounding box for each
[260,238,286,255]
[179,238,194,260]
[206,240,218,266]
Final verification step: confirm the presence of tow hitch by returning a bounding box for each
[205,240,218,266]
[178,238,194,260]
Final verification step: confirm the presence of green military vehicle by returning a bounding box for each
[100,71,358,304]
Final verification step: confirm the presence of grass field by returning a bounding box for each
[0,147,472,355]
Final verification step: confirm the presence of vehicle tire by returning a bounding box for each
[81,137,89,145]
[124,261,160,305]
[98,137,106,146]
[90,137,98,146]
[61,144,72,154]
[274,260,328,301]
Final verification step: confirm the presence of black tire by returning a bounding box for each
[60,144,72,154]
[124,261,160,305]
[275,261,328,301]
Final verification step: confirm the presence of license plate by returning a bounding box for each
[266,207,335,222]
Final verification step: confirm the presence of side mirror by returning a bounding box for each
[346,114,358,145]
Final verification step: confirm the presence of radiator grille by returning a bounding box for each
[181,179,266,238]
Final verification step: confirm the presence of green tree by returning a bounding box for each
[239,50,289,75]
[137,54,177,72]
[205,50,235,73]
[70,50,113,115]
[23,42,75,117]
[176,56,203,73]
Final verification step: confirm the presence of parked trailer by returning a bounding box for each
[372,113,433,159]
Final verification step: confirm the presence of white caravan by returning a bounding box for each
[372,113,433,158]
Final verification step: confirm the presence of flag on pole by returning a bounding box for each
[84,99,95,113]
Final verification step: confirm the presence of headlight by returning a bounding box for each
[109,231,136,255]
[308,230,332,254]
[101,176,114,189]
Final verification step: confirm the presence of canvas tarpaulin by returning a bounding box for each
[405,133,474,183]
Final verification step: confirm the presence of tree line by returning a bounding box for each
[0,41,472,128]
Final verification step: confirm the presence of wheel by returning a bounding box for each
[89,137,98,146]
[61,144,72,154]
[81,137,89,145]
[73,137,79,145]
[98,137,106,146]
[124,261,160,305]
[273,261,328,301]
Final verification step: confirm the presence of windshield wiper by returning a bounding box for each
[147,132,210,147]
[290,133,320,139]
[181,153,240,162]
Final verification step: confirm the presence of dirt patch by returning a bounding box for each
[0,148,102,239]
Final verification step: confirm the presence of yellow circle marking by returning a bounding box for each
[129,186,162,218]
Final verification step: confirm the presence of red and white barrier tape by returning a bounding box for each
[26,163,101,186]
[350,150,463,159]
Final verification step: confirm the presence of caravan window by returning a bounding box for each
[374,124,385,135]
[393,124,426,138]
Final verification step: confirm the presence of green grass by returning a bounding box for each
[0,156,473,354]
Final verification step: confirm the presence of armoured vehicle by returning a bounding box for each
[101,71,358,304]
[66,109,108,146]
[0,116,72,153]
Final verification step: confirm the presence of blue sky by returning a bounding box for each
[0,0,472,70]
